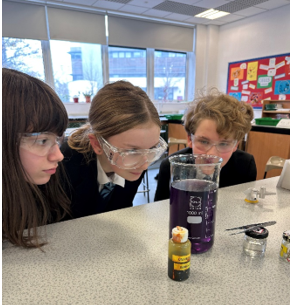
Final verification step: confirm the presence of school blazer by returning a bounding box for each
[61,142,144,219]
[154,147,257,202]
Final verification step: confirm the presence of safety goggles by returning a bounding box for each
[20,132,64,156]
[98,136,168,169]
[191,134,237,153]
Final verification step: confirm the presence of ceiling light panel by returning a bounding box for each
[104,0,132,4]
[195,8,229,19]
[195,9,215,17]
[153,1,206,16]
[215,0,269,13]
[208,11,230,19]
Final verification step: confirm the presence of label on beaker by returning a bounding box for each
[169,179,218,253]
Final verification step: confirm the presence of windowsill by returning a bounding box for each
[64,102,91,116]
[64,101,191,117]
[153,101,191,115]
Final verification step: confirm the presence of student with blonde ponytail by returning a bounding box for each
[61,80,167,218]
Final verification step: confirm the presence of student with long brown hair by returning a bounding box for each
[61,80,167,218]
[2,68,71,248]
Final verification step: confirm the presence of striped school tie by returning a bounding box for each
[100,182,115,201]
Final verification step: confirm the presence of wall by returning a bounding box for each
[195,24,220,94]
[194,24,208,93]
[206,25,220,89]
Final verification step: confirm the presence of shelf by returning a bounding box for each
[262,110,290,114]
[261,100,290,118]
[264,100,289,103]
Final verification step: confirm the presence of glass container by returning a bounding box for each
[280,230,290,263]
[169,154,222,254]
[243,226,269,257]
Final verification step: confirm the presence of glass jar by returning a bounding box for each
[280,230,290,263]
[243,226,269,257]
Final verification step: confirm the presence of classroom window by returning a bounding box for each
[154,50,186,101]
[2,37,45,80]
[108,46,147,91]
[133,52,141,57]
[2,39,192,104]
[50,40,103,103]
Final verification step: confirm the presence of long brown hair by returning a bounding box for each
[184,88,254,141]
[2,68,71,248]
[68,80,161,160]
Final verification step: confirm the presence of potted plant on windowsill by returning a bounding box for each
[83,91,93,103]
[73,92,80,103]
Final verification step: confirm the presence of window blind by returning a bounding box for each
[108,16,194,52]
[2,1,48,40]
[47,7,106,44]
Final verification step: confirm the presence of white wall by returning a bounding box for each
[206,25,220,89]
[194,24,220,93]
[194,24,208,92]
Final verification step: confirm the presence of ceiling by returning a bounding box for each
[12,0,290,26]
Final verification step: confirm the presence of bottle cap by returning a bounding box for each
[245,226,269,239]
[172,226,188,243]
[283,230,290,241]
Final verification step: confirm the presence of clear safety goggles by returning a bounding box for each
[98,136,168,169]
[20,132,64,156]
[191,134,237,153]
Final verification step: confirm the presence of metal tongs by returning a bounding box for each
[226,220,276,235]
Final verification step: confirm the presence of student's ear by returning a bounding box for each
[88,134,103,155]
[233,141,239,153]
[187,134,192,148]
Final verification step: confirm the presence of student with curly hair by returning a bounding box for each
[154,88,257,201]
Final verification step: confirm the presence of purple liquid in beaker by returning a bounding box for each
[170,179,218,254]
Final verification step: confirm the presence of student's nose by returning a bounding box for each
[48,144,64,162]
[137,156,150,171]
[139,161,149,171]
[205,144,218,156]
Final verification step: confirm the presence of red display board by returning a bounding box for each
[227,53,290,108]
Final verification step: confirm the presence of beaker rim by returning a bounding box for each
[169,153,223,166]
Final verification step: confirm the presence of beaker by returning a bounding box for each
[169,154,222,254]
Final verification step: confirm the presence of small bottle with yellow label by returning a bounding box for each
[168,226,191,281]
[280,230,290,263]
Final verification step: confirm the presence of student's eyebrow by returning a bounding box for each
[124,140,160,150]
[197,136,232,143]
[197,136,210,140]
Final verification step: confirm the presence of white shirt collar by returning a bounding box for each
[97,158,125,191]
